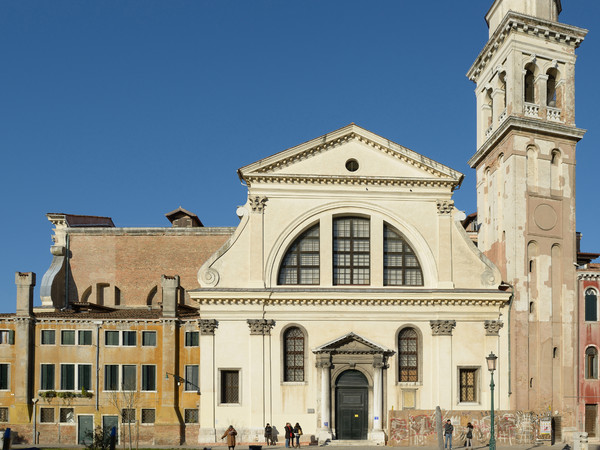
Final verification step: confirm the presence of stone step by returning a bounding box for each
[326,440,374,446]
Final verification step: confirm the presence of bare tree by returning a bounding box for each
[108,384,138,450]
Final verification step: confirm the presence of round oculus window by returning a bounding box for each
[345,159,359,172]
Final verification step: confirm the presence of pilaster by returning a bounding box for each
[199,319,218,443]
[430,320,456,408]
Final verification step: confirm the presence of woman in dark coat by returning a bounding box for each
[284,422,294,448]
[293,422,303,448]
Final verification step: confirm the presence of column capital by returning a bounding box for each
[199,319,219,335]
[430,320,456,336]
[484,320,504,336]
[436,200,454,215]
[249,195,268,212]
[247,319,276,335]
[372,354,389,369]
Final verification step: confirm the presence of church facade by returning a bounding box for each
[0,0,595,446]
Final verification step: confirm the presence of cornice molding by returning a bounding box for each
[468,115,586,168]
[194,297,507,307]
[244,174,457,189]
[578,273,600,280]
[468,11,588,83]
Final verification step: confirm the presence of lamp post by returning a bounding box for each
[486,352,498,450]
[165,372,201,395]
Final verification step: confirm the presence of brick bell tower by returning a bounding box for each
[467,0,587,434]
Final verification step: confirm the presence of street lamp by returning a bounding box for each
[486,352,498,450]
[165,372,200,395]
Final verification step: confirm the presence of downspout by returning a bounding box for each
[64,233,70,308]
[94,321,102,410]
[500,282,515,396]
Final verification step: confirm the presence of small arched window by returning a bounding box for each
[284,327,304,382]
[586,347,598,379]
[398,327,419,382]
[586,289,598,322]
[524,68,535,103]
[278,225,320,285]
[547,71,557,107]
[384,225,423,286]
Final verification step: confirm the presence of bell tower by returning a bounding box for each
[467,0,587,430]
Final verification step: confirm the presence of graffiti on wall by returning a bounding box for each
[388,410,545,447]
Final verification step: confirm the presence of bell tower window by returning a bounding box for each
[524,68,535,103]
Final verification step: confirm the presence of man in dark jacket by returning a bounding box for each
[444,419,454,449]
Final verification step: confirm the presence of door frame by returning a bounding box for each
[334,369,369,440]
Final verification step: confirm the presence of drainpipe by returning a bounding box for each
[94,321,103,410]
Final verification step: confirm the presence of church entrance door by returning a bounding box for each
[335,370,368,440]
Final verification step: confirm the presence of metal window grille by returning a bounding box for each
[121,409,135,424]
[0,408,7,423]
[60,408,75,423]
[459,369,477,402]
[40,407,55,423]
[141,409,155,424]
[384,225,423,286]
[333,218,370,285]
[284,327,304,382]
[221,370,239,404]
[398,328,418,382]
[278,225,320,285]
[184,409,198,424]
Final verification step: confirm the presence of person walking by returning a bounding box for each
[221,425,238,450]
[265,423,273,446]
[284,422,294,448]
[293,422,303,448]
[444,419,454,450]
[465,422,474,448]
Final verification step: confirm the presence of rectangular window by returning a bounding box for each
[141,409,155,424]
[123,331,136,346]
[220,370,239,404]
[185,365,199,392]
[41,364,55,390]
[122,365,136,391]
[78,330,92,345]
[60,407,75,423]
[185,331,199,347]
[0,408,8,423]
[105,365,119,391]
[121,409,135,423]
[105,331,119,346]
[459,368,478,403]
[0,364,8,390]
[78,364,92,391]
[41,330,56,345]
[142,331,156,347]
[40,407,55,423]
[0,330,13,345]
[333,218,370,285]
[61,330,75,346]
[184,409,198,423]
[141,365,156,391]
[60,364,75,390]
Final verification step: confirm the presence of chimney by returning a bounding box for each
[16,272,36,317]
[161,275,180,318]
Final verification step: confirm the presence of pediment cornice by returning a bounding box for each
[239,124,463,188]
[468,11,587,83]
[313,332,394,356]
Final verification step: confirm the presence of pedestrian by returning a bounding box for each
[293,422,303,448]
[444,419,454,450]
[284,422,294,448]
[221,425,237,450]
[265,423,273,446]
[465,422,473,448]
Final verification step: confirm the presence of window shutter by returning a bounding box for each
[8,330,14,345]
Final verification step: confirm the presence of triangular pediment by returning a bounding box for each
[238,124,463,189]
[313,332,394,355]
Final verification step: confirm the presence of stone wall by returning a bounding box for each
[388,409,550,447]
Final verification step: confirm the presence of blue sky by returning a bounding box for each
[1,1,599,311]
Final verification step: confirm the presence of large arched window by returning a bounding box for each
[398,327,419,382]
[278,225,320,285]
[586,289,598,322]
[384,225,423,286]
[284,327,304,382]
[586,347,598,380]
[333,217,370,285]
